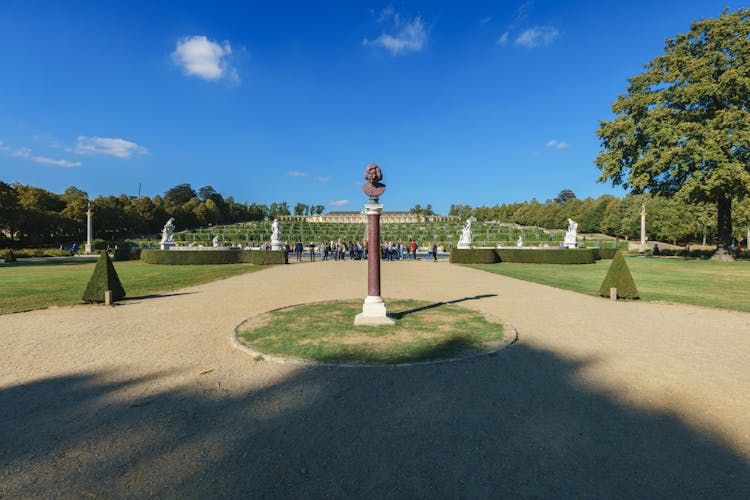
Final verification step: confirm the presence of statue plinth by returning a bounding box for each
[457,243,472,249]
[160,242,174,250]
[355,295,395,326]
[271,240,284,251]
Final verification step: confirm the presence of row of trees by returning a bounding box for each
[2,179,748,247]
[450,190,750,245]
[0,182,299,244]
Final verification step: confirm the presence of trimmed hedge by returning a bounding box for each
[450,248,596,264]
[593,248,618,260]
[0,248,74,258]
[599,251,639,299]
[82,253,126,303]
[240,250,288,265]
[141,249,287,265]
[496,248,596,264]
[449,248,499,264]
[652,248,715,259]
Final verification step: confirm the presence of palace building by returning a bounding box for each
[280,212,456,224]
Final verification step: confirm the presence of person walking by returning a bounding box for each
[309,242,316,261]
[295,241,303,261]
[411,240,417,260]
[431,242,438,262]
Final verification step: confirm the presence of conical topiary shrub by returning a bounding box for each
[82,252,126,303]
[599,250,639,299]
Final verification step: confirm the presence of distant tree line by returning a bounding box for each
[0,182,299,245]
[449,190,750,245]
[3,182,750,246]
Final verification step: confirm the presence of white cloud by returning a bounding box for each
[1,141,81,167]
[287,170,310,177]
[363,12,428,55]
[328,199,349,207]
[377,5,395,23]
[516,1,532,22]
[546,139,571,149]
[314,175,332,182]
[30,155,81,167]
[480,16,493,25]
[515,26,560,48]
[497,32,510,45]
[10,147,31,158]
[172,35,238,83]
[75,136,149,159]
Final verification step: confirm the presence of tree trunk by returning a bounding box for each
[712,195,734,261]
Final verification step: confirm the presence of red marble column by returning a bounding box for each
[367,210,381,297]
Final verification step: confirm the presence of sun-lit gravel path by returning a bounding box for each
[2,259,750,497]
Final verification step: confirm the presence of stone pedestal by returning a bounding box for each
[457,243,471,249]
[355,295,395,326]
[271,240,284,251]
[354,203,395,326]
[562,240,576,249]
[160,242,174,250]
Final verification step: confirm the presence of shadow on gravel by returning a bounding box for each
[391,294,498,319]
[2,345,749,497]
[123,291,197,301]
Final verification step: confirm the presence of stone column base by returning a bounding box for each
[160,242,174,250]
[84,244,92,254]
[354,295,395,326]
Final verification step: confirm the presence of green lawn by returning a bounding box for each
[238,299,504,364]
[467,257,750,313]
[0,259,264,314]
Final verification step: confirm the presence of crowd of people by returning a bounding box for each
[287,240,440,262]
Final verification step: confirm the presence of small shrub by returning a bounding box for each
[449,248,499,264]
[82,252,126,303]
[0,249,17,262]
[599,251,639,299]
[112,242,133,261]
[92,239,108,251]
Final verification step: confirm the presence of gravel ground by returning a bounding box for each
[1,259,750,498]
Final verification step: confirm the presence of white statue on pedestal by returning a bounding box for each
[458,218,473,249]
[516,235,523,247]
[212,235,220,247]
[563,218,578,248]
[161,218,175,243]
[160,217,176,250]
[271,219,283,251]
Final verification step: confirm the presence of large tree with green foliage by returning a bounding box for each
[596,8,750,259]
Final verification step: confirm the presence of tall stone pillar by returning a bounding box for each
[85,202,93,254]
[366,203,383,298]
[640,203,647,251]
[355,163,395,326]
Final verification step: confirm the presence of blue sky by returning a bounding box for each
[0,1,743,214]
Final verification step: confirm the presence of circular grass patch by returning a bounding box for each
[235,299,509,365]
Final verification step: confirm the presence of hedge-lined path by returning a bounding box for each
[2,259,750,497]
